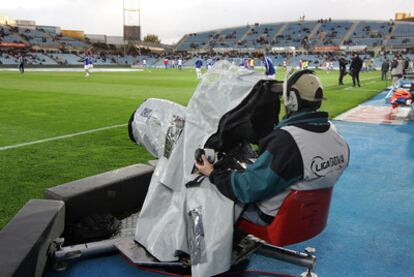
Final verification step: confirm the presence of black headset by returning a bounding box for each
[285,69,317,115]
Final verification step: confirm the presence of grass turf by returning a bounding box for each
[0,68,387,229]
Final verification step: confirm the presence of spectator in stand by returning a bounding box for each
[381,59,390,81]
[349,53,363,87]
[338,56,349,85]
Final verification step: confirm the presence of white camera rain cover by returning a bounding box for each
[133,61,266,277]
[129,98,186,158]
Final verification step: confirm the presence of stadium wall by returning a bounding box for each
[86,34,107,43]
[0,15,15,25]
[61,30,85,40]
[15,19,36,29]
[106,36,125,45]
[395,12,414,22]
[36,25,61,35]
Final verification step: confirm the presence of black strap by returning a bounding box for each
[185,175,205,188]
[256,206,274,225]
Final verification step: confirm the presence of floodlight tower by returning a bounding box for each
[123,0,141,54]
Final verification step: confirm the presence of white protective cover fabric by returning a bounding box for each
[132,61,264,277]
[129,98,186,158]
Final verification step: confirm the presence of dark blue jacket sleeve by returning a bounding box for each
[230,151,299,203]
[210,129,303,203]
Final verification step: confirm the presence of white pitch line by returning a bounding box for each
[0,123,127,151]
[0,68,143,72]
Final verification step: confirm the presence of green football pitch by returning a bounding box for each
[0,68,387,229]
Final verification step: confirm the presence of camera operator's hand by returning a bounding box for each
[195,155,214,177]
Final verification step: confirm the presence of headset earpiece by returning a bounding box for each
[285,69,316,116]
[286,88,300,114]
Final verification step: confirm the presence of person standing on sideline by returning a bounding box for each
[244,58,250,69]
[338,56,348,85]
[19,55,25,74]
[177,58,183,70]
[195,58,203,79]
[250,58,255,69]
[349,53,363,87]
[206,57,213,70]
[381,59,390,81]
[259,53,276,79]
[164,58,169,69]
[391,55,404,83]
[403,57,410,75]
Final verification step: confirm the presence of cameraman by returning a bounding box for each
[196,70,349,225]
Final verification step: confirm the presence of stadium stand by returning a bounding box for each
[180,30,218,50]
[32,53,58,65]
[92,55,116,65]
[137,55,158,66]
[312,21,353,46]
[342,21,388,47]
[152,57,167,67]
[117,55,135,65]
[218,26,249,48]
[0,52,19,64]
[182,56,198,67]
[176,20,414,51]
[58,36,88,48]
[49,53,82,65]
[241,23,284,48]
[15,27,60,49]
[274,21,317,48]
[1,19,414,68]
[388,22,414,47]
[21,52,54,65]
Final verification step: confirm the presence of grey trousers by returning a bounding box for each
[241,204,271,226]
